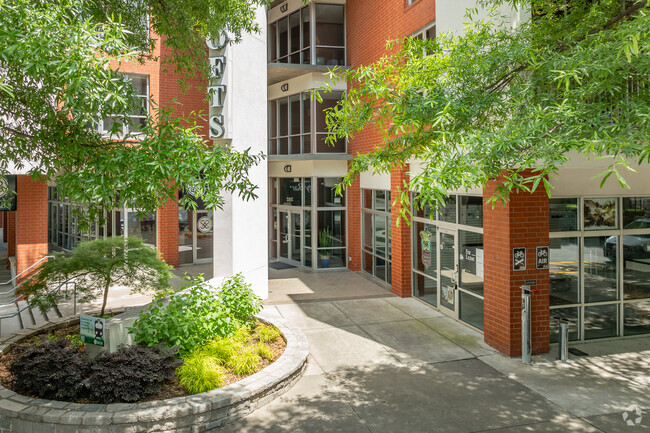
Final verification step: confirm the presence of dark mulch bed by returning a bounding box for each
[0,321,286,403]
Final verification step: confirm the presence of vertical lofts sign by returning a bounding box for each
[207,32,231,139]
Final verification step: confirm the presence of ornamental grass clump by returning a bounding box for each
[177,353,227,395]
[226,347,262,376]
[255,324,281,343]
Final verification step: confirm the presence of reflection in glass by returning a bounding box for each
[195,211,213,260]
[317,178,344,207]
[624,302,650,336]
[440,196,457,223]
[413,272,437,306]
[584,198,617,230]
[178,209,193,265]
[459,196,482,228]
[280,178,302,206]
[303,210,312,267]
[549,238,579,305]
[414,223,436,279]
[549,307,580,343]
[622,197,650,228]
[459,292,483,330]
[584,304,618,339]
[549,198,578,232]
[584,236,618,302]
[459,231,483,295]
[127,211,156,248]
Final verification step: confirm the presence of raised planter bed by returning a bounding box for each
[0,309,309,432]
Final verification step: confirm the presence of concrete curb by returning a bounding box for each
[0,310,309,432]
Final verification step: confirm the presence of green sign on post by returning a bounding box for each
[80,315,105,346]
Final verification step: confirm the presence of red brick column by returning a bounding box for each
[390,167,411,297]
[347,177,362,272]
[7,211,15,258]
[483,175,550,356]
[15,176,48,282]
[157,192,179,267]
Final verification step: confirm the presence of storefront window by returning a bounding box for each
[459,231,483,296]
[622,197,650,227]
[549,237,579,305]
[362,189,391,283]
[584,198,617,230]
[584,236,618,302]
[280,178,303,206]
[317,210,345,268]
[584,304,618,339]
[624,301,650,336]
[549,198,578,231]
[549,307,580,343]
[317,178,344,207]
[459,196,482,228]
[439,195,457,223]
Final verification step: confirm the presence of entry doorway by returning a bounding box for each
[438,228,458,318]
[278,210,302,266]
[179,210,214,265]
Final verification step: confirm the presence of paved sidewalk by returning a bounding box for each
[218,268,650,433]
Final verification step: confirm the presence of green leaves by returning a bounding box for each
[129,274,262,354]
[0,0,267,222]
[324,0,650,217]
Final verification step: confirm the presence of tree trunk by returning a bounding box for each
[100,278,111,317]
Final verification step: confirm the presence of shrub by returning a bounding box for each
[83,345,181,403]
[130,274,262,353]
[255,343,274,361]
[177,353,226,394]
[201,338,240,364]
[10,340,87,401]
[227,348,261,376]
[255,324,281,343]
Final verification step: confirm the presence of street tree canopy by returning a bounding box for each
[324,0,650,219]
[0,0,268,219]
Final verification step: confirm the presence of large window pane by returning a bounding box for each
[374,214,386,257]
[549,237,579,305]
[549,198,578,232]
[290,94,300,135]
[459,231,483,295]
[459,196,482,228]
[623,234,650,299]
[549,307,580,343]
[584,236,618,302]
[459,292,484,331]
[439,195,457,223]
[289,11,300,57]
[622,197,650,228]
[280,178,302,206]
[278,98,288,136]
[317,178,344,207]
[584,304,618,339]
[127,211,156,248]
[315,5,344,47]
[584,198,617,230]
[178,209,193,265]
[318,210,345,248]
[624,301,650,336]
[363,212,373,254]
[413,272,437,306]
[278,17,288,59]
[302,93,311,133]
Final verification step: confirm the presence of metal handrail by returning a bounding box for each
[0,278,77,337]
[0,255,54,290]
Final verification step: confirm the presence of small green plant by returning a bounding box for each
[129,274,262,353]
[255,343,274,361]
[319,227,332,249]
[255,324,281,343]
[65,333,84,348]
[177,353,227,394]
[231,326,252,344]
[226,347,261,376]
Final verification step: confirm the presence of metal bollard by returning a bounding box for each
[558,319,569,362]
[521,285,532,364]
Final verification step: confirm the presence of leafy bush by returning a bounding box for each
[177,353,226,394]
[130,274,262,353]
[83,345,181,403]
[256,324,281,343]
[10,340,87,401]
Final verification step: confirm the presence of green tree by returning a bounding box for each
[324,0,650,218]
[0,0,268,218]
[23,237,173,316]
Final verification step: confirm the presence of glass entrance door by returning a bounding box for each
[278,210,302,265]
[178,210,213,265]
[439,229,458,316]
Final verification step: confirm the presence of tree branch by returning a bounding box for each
[0,124,34,140]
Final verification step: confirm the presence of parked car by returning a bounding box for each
[604,218,650,259]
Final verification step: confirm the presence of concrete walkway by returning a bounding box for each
[218,267,650,432]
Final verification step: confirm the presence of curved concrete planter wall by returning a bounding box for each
[0,309,309,432]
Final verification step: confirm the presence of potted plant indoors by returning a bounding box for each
[318,227,332,268]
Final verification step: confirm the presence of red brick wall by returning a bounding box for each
[346,0,434,293]
[15,176,48,282]
[483,175,550,356]
[390,166,412,297]
[157,193,179,267]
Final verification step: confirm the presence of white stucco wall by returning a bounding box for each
[212,6,269,299]
[436,0,527,36]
